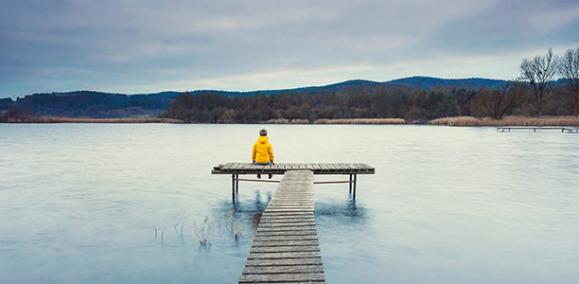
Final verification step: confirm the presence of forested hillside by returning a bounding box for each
[162,83,576,123]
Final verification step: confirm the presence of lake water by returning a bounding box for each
[0,124,578,284]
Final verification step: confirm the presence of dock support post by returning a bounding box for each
[353,174,357,200]
[349,174,353,194]
[235,174,239,195]
[232,174,236,203]
[232,174,239,203]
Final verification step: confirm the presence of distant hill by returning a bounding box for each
[1,76,513,118]
[387,76,507,89]
[3,91,180,118]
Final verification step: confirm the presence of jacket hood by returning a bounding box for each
[257,136,268,144]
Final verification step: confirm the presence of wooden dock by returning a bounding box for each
[497,126,579,133]
[239,170,325,283]
[212,163,374,282]
[212,163,375,202]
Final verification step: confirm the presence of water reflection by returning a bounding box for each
[204,189,368,245]
[315,198,367,226]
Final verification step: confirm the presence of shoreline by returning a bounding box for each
[1,116,579,127]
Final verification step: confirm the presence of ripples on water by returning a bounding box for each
[0,124,578,284]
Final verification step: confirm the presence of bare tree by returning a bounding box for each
[520,49,557,116]
[471,81,523,119]
[558,47,579,117]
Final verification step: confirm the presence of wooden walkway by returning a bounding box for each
[497,126,579,133]
[239,170,325,284]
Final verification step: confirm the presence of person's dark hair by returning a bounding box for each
[259,129,268,136]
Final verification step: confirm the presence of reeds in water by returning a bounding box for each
[265,118,310,124]
[314,118,406,124]
[193,217,211,247]
[430,116,579,126]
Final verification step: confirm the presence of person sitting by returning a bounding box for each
[252,129,274,179]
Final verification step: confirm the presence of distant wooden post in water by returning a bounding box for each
[211,163,375,283]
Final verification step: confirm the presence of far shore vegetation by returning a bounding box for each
[1,116,181,124]
[2,47,579,127]
[430,116,579,127]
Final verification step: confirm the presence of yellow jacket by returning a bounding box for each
[252,136,274,163]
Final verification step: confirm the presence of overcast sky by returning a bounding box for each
[1,0,578,98]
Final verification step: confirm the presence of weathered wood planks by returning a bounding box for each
[212,162,375,175]
[239,170,325,284]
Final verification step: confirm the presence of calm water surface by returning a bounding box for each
[0,124,578,284]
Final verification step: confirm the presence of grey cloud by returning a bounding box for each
[1,0,578,97]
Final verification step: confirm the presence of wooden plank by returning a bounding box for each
[259,216,315,221]
[259,222,317,227]
[250,245,320,253]
[264,208,315,212]
[234,163,245,170]
[259,223,317,228]
[257,223,317,229]
[260,214,314,218]
[361,163,374,170]
[254,230,318,237]
[270,198,315,201]
[264,209,314,213]
[266,204,315,208]
[266,205,315,209]
[259,221,316,226]
[257,226,317,233]
[239,272,325,283]
[265,205,314,209]
[266,201,314,205]
[341,163,354,170]
[247,251,321,259]
[259,219,316,224]
[259,213,313,218]
[252,240,319,247]
[261,213,314,218]
[243,264,324,274]
[267,200,314,204]
[253,235,319,242]
[267,201,314,205]
[245,257,322,266]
